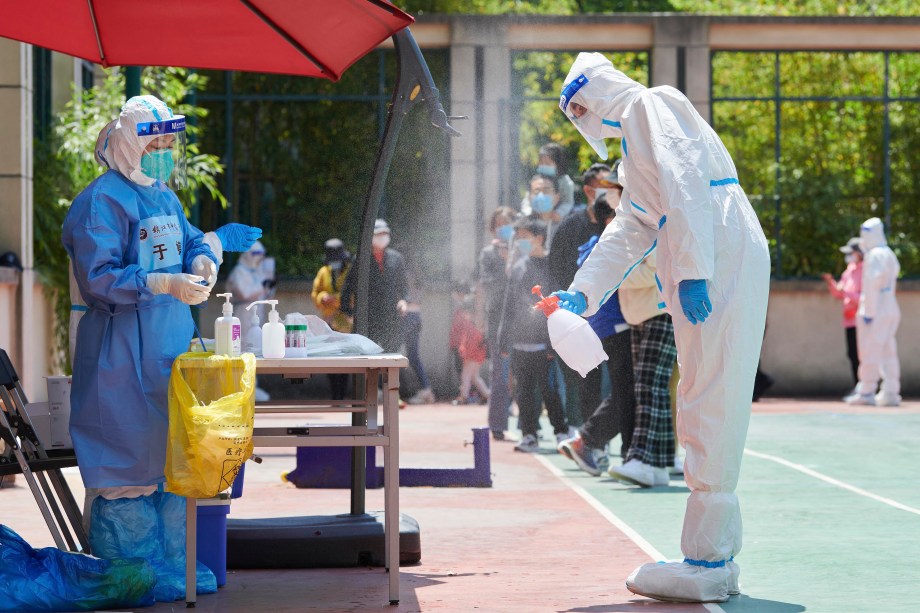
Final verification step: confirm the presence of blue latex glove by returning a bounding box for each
[214,223,262,252]
[862,316,873,325]
[678,279,713,325]
[576,236,599,267]
[551,290,587,315]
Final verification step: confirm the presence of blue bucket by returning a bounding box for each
[196,501,231,587]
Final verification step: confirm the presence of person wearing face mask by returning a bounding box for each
[821,237,863,396]
[547,163,613,425]
[340,219,409,355]
[522,142,576,220]
[526,174,563,252]
[551,52,770,604]
[845,218,901,407]
[227,242,275,339]
[497,216,573,453]
[475,207,519,439]
[312,238,353,399]
[62,95,222,599]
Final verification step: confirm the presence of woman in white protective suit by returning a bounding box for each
[845,217,901,407]
[551,53,770,603]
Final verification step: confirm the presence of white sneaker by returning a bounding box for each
[875,392,901,407]
[407,387,435,405]
[555,427,577,446]
[844,392,875,406]
[626,560,730,603]
[514,434,539,453]
[608,459,669,487]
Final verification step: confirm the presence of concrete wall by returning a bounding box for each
[762,281,920,397]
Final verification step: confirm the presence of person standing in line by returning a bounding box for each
[549,162,612,425]
[845,217,901,407]
[475,207,519,439]
[340,219,409,354]
[312,238,353,400]
[822,236,863,395]
[450,295,490,406]
[552,52,770,603]
[521,142,576,219]
[402,272,436,405]
[498,217,573,453]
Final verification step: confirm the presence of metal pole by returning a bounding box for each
[125,66,141,100]
[882,52,892,230]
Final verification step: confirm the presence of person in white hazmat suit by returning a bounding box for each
[845,217,901,406]
[551,53,770,603]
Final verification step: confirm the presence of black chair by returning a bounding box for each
[0,348,88,552]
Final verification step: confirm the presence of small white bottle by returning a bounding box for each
[243,308,262,356]
[249,300,285,359]
[215,293,241,357]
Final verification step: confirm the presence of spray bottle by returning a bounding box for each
[248,300,285,359]
[215,293,241,357]
[532,285,607,377]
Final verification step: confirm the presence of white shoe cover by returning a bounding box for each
[727,559,740,595]
[626,560,730,603]
[875,392,901,407]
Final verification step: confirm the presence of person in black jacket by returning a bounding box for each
[341,219,408,353]
[498,216,571,453]
[547,162,613,425]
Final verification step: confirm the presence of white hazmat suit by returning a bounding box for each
[559,53,770,603]
[851,217,901,406]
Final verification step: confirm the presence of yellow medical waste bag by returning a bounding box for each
[165,352,256,498]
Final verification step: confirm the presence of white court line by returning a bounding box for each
[534,455,726,613]
[745,448,920,517]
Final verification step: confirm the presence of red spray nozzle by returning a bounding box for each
[531,285,559,317]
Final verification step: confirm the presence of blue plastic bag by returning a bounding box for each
[91,491,217,602]
[0,524,155,612]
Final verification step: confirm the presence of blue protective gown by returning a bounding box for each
[62,170,216,489]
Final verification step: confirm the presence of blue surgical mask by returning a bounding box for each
[531,192,554,214]
[140,149,175,183]
[515,238,533,256]
[496,224,514,242]
[536,164,556,177]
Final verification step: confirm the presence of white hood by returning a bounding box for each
[860,217,887,251]
[94,95,177,187]
[559,52,645,158]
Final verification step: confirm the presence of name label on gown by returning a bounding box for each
[139,215,182,271]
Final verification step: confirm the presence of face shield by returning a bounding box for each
[560,74,609,160]
[136,116,188,189]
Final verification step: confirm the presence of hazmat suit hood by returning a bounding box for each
[239,241,266,270]
[94,95,180,187]
[860,217,887,251]
[559,52,645,159]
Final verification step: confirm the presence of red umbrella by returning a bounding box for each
[0,0,413,81]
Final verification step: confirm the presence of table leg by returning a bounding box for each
[352,368,377,515]
[383,366,400,604]
[186,497,197,607]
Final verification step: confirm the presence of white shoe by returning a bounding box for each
[255,387,270,403]
[407,387,435,405]
[844,392,875,406]
[626,560,730,603]
[875,392,901,407]
[608,459,669,487]
[669,455,684,476]
[555,426,577,446]
[514,434,539,453]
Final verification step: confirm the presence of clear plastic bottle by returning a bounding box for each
[214,293,241,357]
[248,300,285,359]
[243,308,262,356]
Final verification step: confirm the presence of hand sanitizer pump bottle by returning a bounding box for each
[248,300,285,359]
[215,293,241,357]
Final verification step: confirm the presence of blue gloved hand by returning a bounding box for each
[551,290,587,315]
[863,316,873,325]
[678,279,712,325]
[214,223,262,252]
[576,236,599,267]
